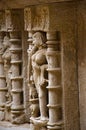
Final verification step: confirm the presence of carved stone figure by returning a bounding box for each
[30,32,48,122]
[29,83,39,118]
[0,32,7,121]
[2,35,12,104]
[2,35,12,121]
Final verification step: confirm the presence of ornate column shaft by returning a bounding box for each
[0,32,7,121]
[10,31,23,113]
[5,9,24,123]
[46,31,63,130]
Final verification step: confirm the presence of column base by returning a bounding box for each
[11,112,26,124]
[30,117,48,127]
[11,104,24,110]
[47,126,62,130]
[47,120,63,130]
[30,123,47,130]
[30,117,48,130]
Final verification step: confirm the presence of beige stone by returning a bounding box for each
[0,1,86,130]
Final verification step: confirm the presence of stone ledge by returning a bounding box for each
[0,0,79,9]
[0,121,30,130]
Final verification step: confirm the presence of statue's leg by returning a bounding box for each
[39,86,48,121]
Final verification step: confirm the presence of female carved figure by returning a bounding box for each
[2,35,12,103]
[30,32,48,121]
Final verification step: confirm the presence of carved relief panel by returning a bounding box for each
[24,6,49,31]
[24,5,63,130]
[29,32,48,120]
[5,10,22,31]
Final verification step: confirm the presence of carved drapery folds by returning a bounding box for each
[24,6,63,130]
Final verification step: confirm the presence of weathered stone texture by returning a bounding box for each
[22,31,30,122]
[0,0,75,10]
[0,1,86,130]
[48,3,80,130]
[77,1,86,130]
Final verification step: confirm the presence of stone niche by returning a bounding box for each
[0,1,83,130]
[0,9,25,124]
[24,2,80,130]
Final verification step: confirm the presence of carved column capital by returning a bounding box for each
[5,9,22,32]
[0,10,6,31]
[24,6,49,31]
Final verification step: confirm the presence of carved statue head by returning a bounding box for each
[3,35,11,48]
[32,32,46,48]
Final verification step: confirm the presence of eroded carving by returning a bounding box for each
[5,9,25,124]
[46,31,63,130]
[29,32,48,125]
[5,10,22,31]
[0,11,5,31]
[33,7,49,31]
[0,32,7,121]
[2,35,11,103]
[24,6,49,31]
[28,31,63,130]
[2,35,12,121]
[24,8,32,31]
[9,32,24,124]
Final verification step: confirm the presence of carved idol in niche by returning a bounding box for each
[30,32,48,121]
[2,35,12,103]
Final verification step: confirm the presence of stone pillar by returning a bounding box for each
[0,32,7,121]
[10,31,24,121]
[46,31,63,130]
[5,9,25,124]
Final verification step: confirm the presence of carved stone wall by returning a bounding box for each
[0,9,26,124]
[77,1,86,130]
[0,1,86,130]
